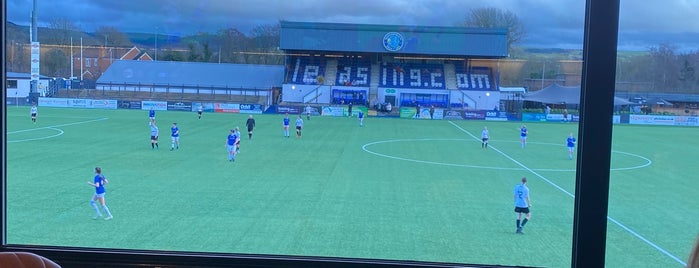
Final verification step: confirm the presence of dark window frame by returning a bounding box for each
[0,0,619,267]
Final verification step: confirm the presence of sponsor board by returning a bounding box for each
[214,103,240,113]
[322,106,346,117]
[629,114,675,125]
[118,100,142,110]
[38,97,69,108]
[167,101,193,111]
[522,113,548,122]
[239,104,264,114]
[399,107,416,118]
[674,116,699,126]
[142,101,168,111]
[301,106,321,116]
[69,99,88,108]
[443,110,465,120]
[277,105,301,114]
[88,99,118,109]
[192,102,215,112]
[546,114,564,121]
[485,110,508,121]
[463,110,487,120]
[39,97,117,109]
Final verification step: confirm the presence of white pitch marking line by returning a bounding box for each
[8,118,109,135]
[7,127,65,143]
[448,121,686,267]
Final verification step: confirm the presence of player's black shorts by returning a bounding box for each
[197,111,202,115]
[31,113,37,117]
[151,135,158,141]
[514,207,530,213]
[482,138,489,142]
[247,126,254,132]
[296,126,302,130]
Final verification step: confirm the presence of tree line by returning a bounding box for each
[4,7,698,93]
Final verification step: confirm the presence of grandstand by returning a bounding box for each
[278,21,508,114]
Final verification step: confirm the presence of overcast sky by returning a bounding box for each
[7,0,699,51]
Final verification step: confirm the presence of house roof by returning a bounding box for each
[6,72,50,79]
[96,60,285,89]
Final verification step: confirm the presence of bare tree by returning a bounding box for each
[648,43,680,91]
[42,48,69,77]
[250,22,282,64]
[460,7,526,55]
[45,17,80,46]
[217,28,249,63]
[94,26,132,47]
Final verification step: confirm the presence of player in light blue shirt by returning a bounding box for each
[567,133,577,160]
[520,125,528,148]
[513,177,531,234]
[170,123,179,151]
[295,115,303,138]
[358,110,364,127]
[226,129,239,161]
[481,126,489,148]
[87,167,113,220]
[149,122,159,149]
[282,113,291,138]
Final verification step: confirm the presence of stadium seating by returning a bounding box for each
[286,57,326,85]
[334,59,372,86]
[454,65,494,90]
[378,63,446,89]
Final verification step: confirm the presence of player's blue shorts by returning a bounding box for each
[227,145,236,153]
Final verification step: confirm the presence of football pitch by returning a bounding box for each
[5,106,698,267]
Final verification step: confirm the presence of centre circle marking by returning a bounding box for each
[361,138,651,172]
[7,127,65,143]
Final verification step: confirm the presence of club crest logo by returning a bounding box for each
[383,32,404,52]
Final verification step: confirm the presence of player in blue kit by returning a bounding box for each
[148,107,156,122]
[520,125,528,148]
[149,121,159,149]
[170,123,180,151]
[567,133,577,159]
[514,177,531,234]
[282,113,291,138]
[226,129,239,161]
[87,167,113,220]
[358,110,364,127]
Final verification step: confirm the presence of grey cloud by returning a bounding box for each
[7,0,698,51]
